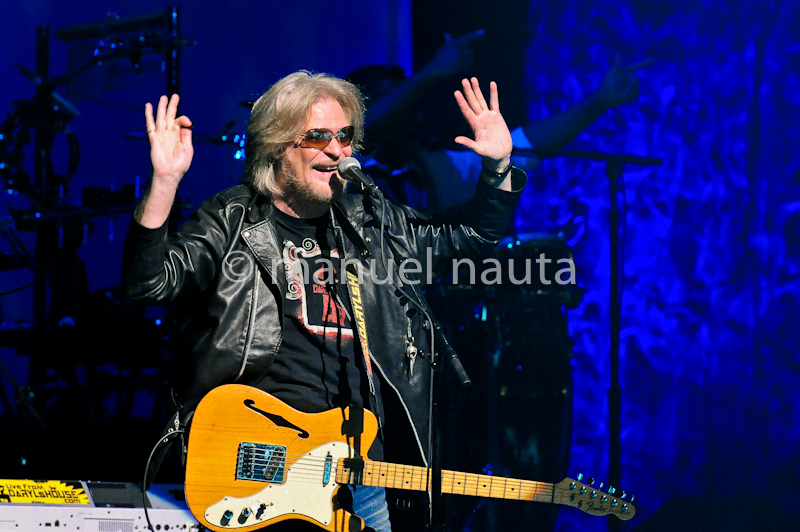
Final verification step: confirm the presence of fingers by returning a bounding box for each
[460,77,486,113]
[489,81,500,112]
[155,95,168,131]
[179,121,193,147]
[627,58,654,72]
[470,78,488,110]
[453,135,476,151]
[453,89,472,120]
[454,28,485,45]
[145,102,156,134]
[454,77,498,119]
[150,94,185,133]
[166,93,180,130]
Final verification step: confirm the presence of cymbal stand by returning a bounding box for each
[0,354,46,475]
[513,148,662,532]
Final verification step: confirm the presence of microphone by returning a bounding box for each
[430,316,471,388]
[337,157,381,197]
[0,216,37,272]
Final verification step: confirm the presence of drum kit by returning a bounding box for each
[0,8,198,479]
[423,229,582,532]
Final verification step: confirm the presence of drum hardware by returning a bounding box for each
[491,232,584,310]
[124,118,248,160]
[0,9,195,482]
[1,5,196,312]
[514,147,664,529]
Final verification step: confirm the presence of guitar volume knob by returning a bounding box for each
[221,510,234,526]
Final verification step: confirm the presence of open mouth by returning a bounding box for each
[313,165,338,174]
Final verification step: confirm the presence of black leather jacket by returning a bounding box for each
[121,171,525,465]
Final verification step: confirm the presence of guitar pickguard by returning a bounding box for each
[204,441,353,529]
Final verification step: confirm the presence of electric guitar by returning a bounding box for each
[185,384,635,531]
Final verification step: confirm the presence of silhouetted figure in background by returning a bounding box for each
[347,31,649,211]
[347,33,649,532]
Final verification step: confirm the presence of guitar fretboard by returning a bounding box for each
[335,460,555,503]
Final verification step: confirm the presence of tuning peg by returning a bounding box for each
[621,491,627,499]
[598,482,604,489]
[587,477,595,485]
[608,486,616,494]
[577,473,584,481]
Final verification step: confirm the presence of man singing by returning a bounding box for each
[122,70,525,531]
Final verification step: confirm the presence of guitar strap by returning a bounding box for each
[342,407,366,485]
[345,263,385,457]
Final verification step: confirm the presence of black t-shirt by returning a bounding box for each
[254,209,384,460]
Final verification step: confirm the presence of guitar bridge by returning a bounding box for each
[236,442,286,483]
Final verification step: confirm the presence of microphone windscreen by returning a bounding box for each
[337,157,362,176]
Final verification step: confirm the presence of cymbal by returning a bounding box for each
[55,11,167,42]
[124,131,244,145]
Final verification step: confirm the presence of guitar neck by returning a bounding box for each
[335,460,556,503]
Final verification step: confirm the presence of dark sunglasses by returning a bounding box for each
[298,126,355,149]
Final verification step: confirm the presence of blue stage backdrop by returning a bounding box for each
[515,1,800,530]
[1,1,799,531]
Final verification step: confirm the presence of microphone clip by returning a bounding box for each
[337,157,383,199]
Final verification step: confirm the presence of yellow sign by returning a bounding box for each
[0,480,91,505]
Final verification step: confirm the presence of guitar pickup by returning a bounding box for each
[236,442,286,483]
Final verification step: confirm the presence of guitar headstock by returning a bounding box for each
[555,477,636,520]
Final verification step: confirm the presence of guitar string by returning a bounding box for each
[241,453,553,491]
[231,459,625,509]
[226,447,626,511]
[232,464,627,510]
[234,455,561,499]
[234,450,619,503]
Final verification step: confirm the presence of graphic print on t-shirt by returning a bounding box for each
[282,237,353,340]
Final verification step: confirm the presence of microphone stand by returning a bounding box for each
[354,169,471,530]
[513,148,662,532]
[353,162,473,531]
[427,313,471,532]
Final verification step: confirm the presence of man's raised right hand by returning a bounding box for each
[145,93,194,186]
